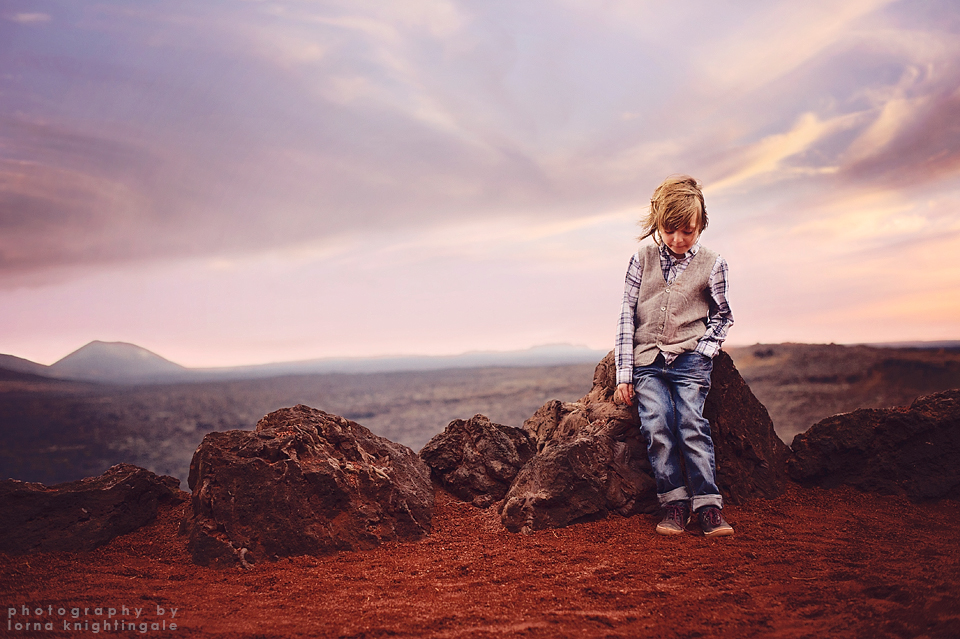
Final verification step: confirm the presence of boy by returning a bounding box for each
[614,175,735,537]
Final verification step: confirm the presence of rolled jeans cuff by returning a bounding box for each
[691,494,723,511]
[657,486,689,506]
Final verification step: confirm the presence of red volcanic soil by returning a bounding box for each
[2,485,959,638]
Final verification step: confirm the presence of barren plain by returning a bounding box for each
[3,343,960,487]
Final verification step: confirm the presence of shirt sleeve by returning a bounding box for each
[615,253,643,385]
[695,254,734,358]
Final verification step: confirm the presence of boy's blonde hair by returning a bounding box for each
[638,175,708,245]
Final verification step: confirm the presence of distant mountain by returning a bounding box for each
[864,340,960,350]
[200,344,609,379]
[7,338,959,387]
[0,342,607,385]
[47,341,188,384]
[0,354,51,377]
[0,366,55,383]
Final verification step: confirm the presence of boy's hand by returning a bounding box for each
[616,383,634,406]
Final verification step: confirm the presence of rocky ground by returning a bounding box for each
[3,347,959,638]
[2,483,958,638]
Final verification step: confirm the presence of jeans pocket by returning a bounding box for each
[700,352,714,371]
[683,352,713,378]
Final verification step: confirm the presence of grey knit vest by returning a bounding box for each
[632,244,718,367]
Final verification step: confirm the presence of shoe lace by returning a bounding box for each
[701,507,722,527]
[665,503,687,525]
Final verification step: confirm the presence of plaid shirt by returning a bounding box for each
[615,242,734,385]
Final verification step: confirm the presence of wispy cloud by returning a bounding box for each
[6,13,51,23]
[709,112,854,192]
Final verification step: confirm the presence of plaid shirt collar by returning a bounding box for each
[658,241,701,263]
[658,241,701,284]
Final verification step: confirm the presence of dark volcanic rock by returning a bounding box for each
[501,351,790,532]
[420,414,535,508]
[181,404,434,567]
[501,397,656,533]
[0,463,184,554]
[788,389,960,500]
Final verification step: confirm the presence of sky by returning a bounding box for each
[1,0,959,367]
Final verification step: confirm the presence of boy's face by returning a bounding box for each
[660,223,700,258]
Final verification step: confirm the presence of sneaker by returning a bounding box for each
[698,506,734,537]
[655,501,690,535]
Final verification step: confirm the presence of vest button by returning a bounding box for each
[661,307,666,311]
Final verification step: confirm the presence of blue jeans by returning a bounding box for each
[633,351,722,511]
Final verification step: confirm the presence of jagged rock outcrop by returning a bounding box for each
[703,351,793,503]
[501,351,790,532]
[180,404,434,567]
[420,414,535,508]
[788,389,960,500]
[0,463,184,554]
